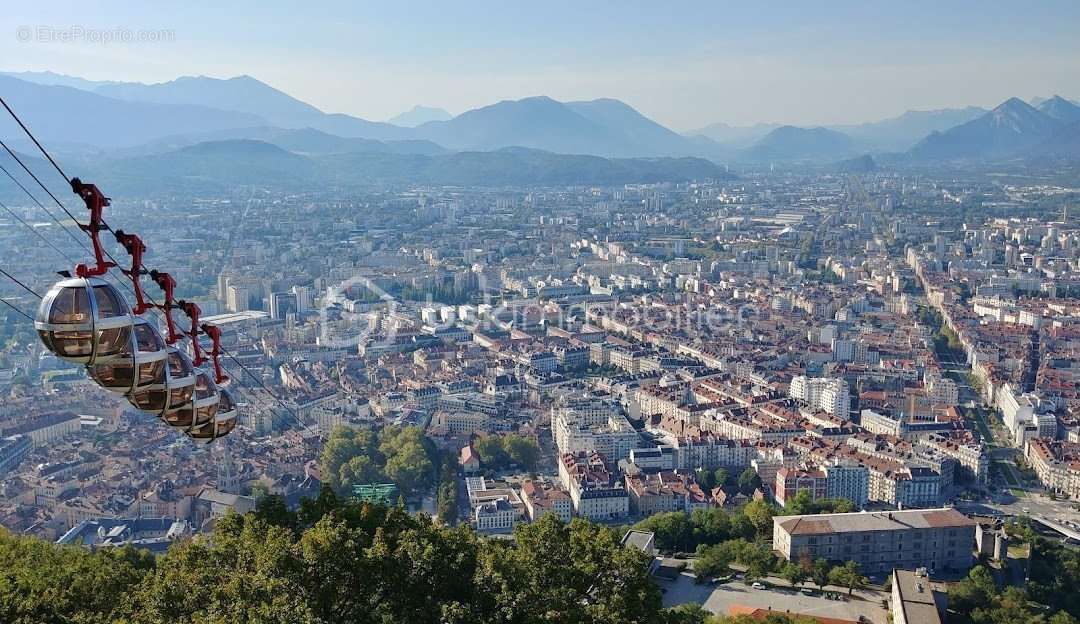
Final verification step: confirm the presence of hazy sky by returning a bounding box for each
[3,1,1080,130]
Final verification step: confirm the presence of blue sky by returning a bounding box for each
[3,1,1080,129]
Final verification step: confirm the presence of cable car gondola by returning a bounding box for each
[163,369,220,432]
[2,97,247,443]
[88,316,169,395]
[128,346,196,417]
[188,387,238,443]
[35,277,134,365]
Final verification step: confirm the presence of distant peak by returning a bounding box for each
[995,97,1033,111]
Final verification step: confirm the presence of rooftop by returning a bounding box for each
[775,507,976,536]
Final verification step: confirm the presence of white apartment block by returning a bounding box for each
[552,405,640,464]
[789,376,850,420]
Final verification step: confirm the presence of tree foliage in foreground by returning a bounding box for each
[0,489,663,624]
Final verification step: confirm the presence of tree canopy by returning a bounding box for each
[0,491,664,624]
[320,425,435,496]
[473,433,540,472]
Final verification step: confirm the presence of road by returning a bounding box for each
[659,569,887,623]
[957,488,1080,535]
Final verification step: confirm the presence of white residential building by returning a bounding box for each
[790,376,850,420]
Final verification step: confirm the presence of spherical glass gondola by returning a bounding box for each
[88,316,168,395]
[188,387,238,443]
[127,346,196,417]
[35,277,133,365]
[163,369,220,432]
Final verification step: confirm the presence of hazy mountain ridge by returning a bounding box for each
[0,74,268,148]
[410,96,725,158]
[909,98,1064,161]
[0,70,126,91]
[832,106,988,151]
[83,139,732,193]
[1037,95,1080,124]
[684,122,781,148]
[4,70,1080,164]
[739,126,857,162]
[387,105,453,127]
[118,126,447,157]
[90,74,413,141]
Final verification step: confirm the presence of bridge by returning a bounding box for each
[1031,514,1080,542]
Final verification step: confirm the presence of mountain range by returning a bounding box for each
[910,97,1080,161]
[2,70,1079,170]
[40,140,731,196]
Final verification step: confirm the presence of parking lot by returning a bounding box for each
[659,571,887,623]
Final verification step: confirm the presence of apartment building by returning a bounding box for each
[789,376,850,420]
[774,467,827,507]
[773,508,976,575]
[519,479,573,523]
[624,471,711,516]
[558,452,629,521]
[552,401,640,463]
[1026,439,1080,499]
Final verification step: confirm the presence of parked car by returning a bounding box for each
[751,582,766,590]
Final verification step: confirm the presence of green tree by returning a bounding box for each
[742,499,774,538]
[474,434,508,467]
[0,529,154,624]
[635,512,695,553]
[382,434,434,496]
[780,561,807,588]
[253,494,297,532]
[503,434,540,471]
[693,542,734,579]
[784,490,814,515]
[436,480,458,525]
[320,425,379,493]
[738,541,776,582]
[828,561,867,595]
[663,602,711,624]
[810,558,830,591]
[695,467,717,490]
[949,565,999,617]
[690,507,732,546]
[737,468,762,495]
[338,454,380,492]
[1049,612,1080,624]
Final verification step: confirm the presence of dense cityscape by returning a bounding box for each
[3,4,1080,623]
[3,155,1080,621]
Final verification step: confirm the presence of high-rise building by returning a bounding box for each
[226,285,250,313]
[269,291,298,320]
[292,286,312,314]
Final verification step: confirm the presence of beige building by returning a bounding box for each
[773,508,976,575]
[520,479,573,523]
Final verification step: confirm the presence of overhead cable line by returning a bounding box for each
[0,297,34,322]
[0,105,312,441]
[0,267,41,299]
